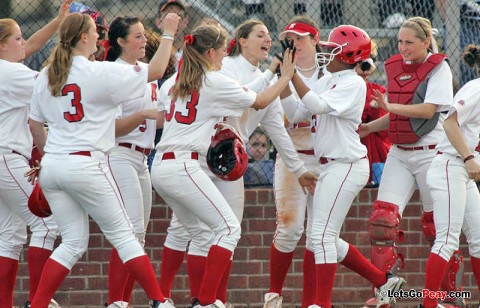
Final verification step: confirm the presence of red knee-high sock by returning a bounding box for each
[198,245,233,305]
[269,244,294,294]
[0,256,18,307]
[122,275,136,303]
[124,255,164,302]
[470,256,480,293]
[31,258,70,307]
[422,252,448,308]
[160,247,186,298]
[216,259,232,303]
[187,254,207,300]
[108,248,129,304]
[314,263,337,308]
[27,247,52,302]
[340,244,386,287]
[302,249,316,308]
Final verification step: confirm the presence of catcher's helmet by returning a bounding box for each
[28,182,52,218]
[317,25,371,67]
[207,124,248,181]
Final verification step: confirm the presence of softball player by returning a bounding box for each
[287,25,405,308]
[264,16,323,308]
[0,2,72,305]
[104,15,178,307]
[420,46,480,308]
[28,13,178,308]
[156,19,318,305]
[359,17,461,307]
[151,25,302,308]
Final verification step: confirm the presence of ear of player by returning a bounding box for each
[207,123,248,181]
[28,181,52,218]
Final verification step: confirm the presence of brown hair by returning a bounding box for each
[286,15,321,52]
[227,19,265,57]
[172,25,227,99]
[47,13,93,96]
[400,16,439,54]
[0,18,17,45]
[462,44,480,75]
[143,26,177,78]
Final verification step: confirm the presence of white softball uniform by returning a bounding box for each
[0,59,58,260]
[427,78,480,261]
[107,60,157,246]
[377,58,453,215]
[30,56,149,269]
[288,69,369,263]
[151,70,257,253]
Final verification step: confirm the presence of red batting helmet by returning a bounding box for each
[207,124,248,181]
[317,25,371,66]
[28,182,52,218]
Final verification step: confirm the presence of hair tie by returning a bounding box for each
[227,39,236,54]
[184,34,195,45]
[60,41,71,49]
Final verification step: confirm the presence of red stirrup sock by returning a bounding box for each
[198,245,232,305]
[422,252,448,308]
[124,255,164,302]
[470,255,480,293]
[160,247,186,298]
[0,256,18,307]
[27,247,52,301]
[31,258,70,307]
[302,249,316,308]
[216,259,232,303]
[187,254,207,299]
[122,275,135,303]
[108,248,129,303]
[269,244,294,294]
[340,244,386,287]
[314,263,337,308]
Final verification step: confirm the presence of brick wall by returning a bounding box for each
[13,188,478,308]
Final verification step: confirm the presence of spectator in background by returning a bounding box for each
[355,40,391,187]
[244,127,275,186]
[155,0,189,62]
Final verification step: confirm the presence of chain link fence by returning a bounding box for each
[3,0,479,186]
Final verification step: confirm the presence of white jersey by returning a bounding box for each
[399,55,453,147]
[221,55,307,177]
[436,78,480,155]
[114,59,158,149]
[156,70,256,156]
[30,56,148,154]
[0,59,38,158]
[291,69,368,161]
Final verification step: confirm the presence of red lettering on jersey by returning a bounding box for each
[139,120,147,132]
[311,115,317,133]
[330,84,336,90]
[150,83,158,102]
[62,84,84,123]
[165,91,199,125]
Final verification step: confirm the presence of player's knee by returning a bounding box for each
[421,211,436,244]
[273,225,304,252]
[369,200,400,242]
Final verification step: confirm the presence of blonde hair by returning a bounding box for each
[0,18,17,45]
[227,19,265,57]
[48,13,92,96]
[172,25,227,99]
[400,16,439,54]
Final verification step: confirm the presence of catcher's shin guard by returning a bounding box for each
[440,250,465,306]
[369,201,404,274]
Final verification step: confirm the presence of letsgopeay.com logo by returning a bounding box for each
[379,289,471,301]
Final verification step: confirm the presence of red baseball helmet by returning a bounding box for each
[317,25,371,66]
[28,182,52,218]
[207,124,248,181]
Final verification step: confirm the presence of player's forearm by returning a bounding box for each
[365,113,390,133]
[115,114,148,137]
[147,37,174,82]
[388,102,437,119]
[252,76,290,109]
[291,72,310,98]
[25,16,63,59]
[444,113,472,159]
[29,119,47,155]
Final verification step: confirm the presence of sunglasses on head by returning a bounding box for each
[97,28,107,40]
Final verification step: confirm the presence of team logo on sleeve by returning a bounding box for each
[133,65,142,73]
[457,99,465,106]
[242,86,248,92]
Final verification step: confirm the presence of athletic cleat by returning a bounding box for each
[149,299,176,308]
[440,298,465,308]
[375,273,406,307]
[263,292,283,308]
[105,301,129,308]
[417,305,445,308]
[224,302,234,308]
[25,299,62,308]
[191,299,226,308]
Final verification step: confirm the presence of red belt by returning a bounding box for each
[397,144,436,151]
[298,150,314,155]
[118,143,152,156]
[70,151,91,156]
[162,152,199,160]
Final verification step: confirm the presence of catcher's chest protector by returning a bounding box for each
[385,53,446,144]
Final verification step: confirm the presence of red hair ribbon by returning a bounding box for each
[184,34,195,45]
[227,38,236,54]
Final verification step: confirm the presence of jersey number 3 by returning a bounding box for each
[165,91,199,124]
[62,84,84,122]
